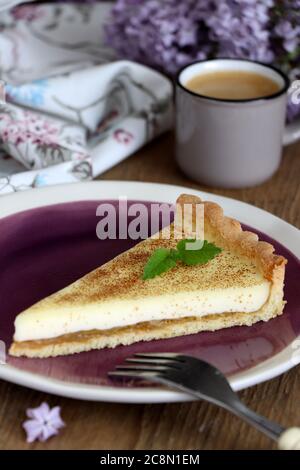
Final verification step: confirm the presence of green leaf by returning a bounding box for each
[142,239,222,280]
[176,239,222,266]
[142,248,177,280]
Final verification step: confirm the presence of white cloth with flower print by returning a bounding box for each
[0,3,173,195]
[0,0,25,11]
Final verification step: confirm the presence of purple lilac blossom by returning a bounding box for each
[23,402,65,443]
[105,0,215,75]
[204,0,274,62]
[105,1,276,74]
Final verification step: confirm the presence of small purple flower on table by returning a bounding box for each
[23,402,65,443]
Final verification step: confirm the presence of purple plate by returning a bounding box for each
[1,200,300,388]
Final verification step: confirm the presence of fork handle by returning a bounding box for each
[231,402,300,449]
[231,401,285,442]
[236,404,300,449]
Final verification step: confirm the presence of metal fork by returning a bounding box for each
[109,353,300,449]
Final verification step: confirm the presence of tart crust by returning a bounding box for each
[9,194,287,358]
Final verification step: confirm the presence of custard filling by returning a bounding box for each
[13,250,270,343]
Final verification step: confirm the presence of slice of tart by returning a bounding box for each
[9,194,287,358]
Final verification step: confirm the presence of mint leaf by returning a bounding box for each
[142,248,177,280]
[142,240,222,280]
[177,239,222,266]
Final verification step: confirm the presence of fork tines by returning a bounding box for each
[108,352,184,379]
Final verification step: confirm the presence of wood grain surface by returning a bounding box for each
[0,132,299,450]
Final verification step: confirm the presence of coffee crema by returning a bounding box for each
[185,70,281,100]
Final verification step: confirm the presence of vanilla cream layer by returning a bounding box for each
[14,282,270,342]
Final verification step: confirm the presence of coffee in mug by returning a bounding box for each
[185,70,281,101]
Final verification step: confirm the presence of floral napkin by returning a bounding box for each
[0,2,173,195]
[0,0,23,11]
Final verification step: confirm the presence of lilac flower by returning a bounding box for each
[105,0,275,74]
[106,0,214,75]
[270,1,300,61]
[204,1,274,62]
[23,402,65,443]
[275,20,300,53]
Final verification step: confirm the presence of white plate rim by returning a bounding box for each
[0,180,299,403]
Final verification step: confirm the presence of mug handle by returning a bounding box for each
[283,119,300,146]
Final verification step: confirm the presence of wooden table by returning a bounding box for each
[1,132,299,450]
